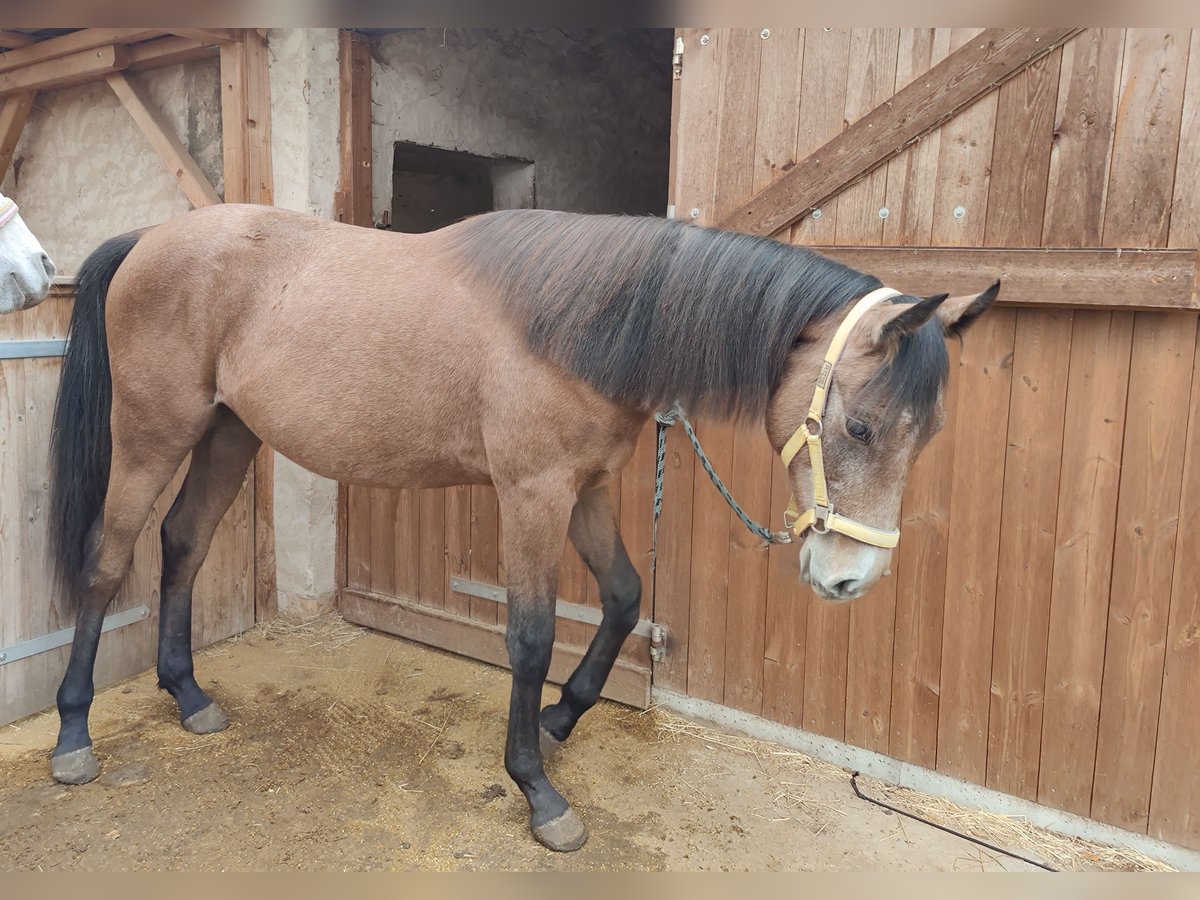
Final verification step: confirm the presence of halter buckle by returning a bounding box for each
[811,504,833,534]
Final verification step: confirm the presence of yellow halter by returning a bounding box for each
[0,193,18,228]
[779,287,903,549]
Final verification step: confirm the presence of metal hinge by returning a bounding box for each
[672,35,683,79]
[650,623,667,662]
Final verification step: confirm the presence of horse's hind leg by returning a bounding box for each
[539,485,641,746]
[157,407,260,733]
[52,445,198,784]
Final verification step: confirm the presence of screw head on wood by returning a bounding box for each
[700,33,711,46]
[0,652,7,661]
[953,206,966,219]
[878,207,890,219]
[812,208,823,219]
[761,29,771,39]
[690,207,700,219]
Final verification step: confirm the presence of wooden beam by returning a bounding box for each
[128,36,221,73]
[341,589,652,709]
[335,29,372,227]
[0,90,34,182]
[106,72,221,208]
[0,44,129,97]
[0,28,160,74]
[0,31,35,49]
[220,32,277,622]
[721,28,1082,237]
[163,29,239,45]
[814,246,1199,312]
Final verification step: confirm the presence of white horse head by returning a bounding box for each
[0,192,56,314]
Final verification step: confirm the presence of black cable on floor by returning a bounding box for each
[849,771,1058,872]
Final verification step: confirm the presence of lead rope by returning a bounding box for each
[652,404,792,578]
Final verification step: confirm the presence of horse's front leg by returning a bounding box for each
[496,476,587,852]
[540,484,641,745]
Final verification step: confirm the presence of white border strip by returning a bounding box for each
[653,688,1200,872]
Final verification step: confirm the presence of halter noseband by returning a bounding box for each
[779,287,903,550]
[0,194,19,228]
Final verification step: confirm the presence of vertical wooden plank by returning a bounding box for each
[983,43,1066,801]
[931,27,1008,784]
[1149,27,1200,850]
[712,29,767,714]
[1041,29,1126,248]
[222,32,276,622]
[1090,28,1193,835]
[345,486,372,590]
[755,27,807,728]
[417,490,447,611]
[652,26,722,693]
[618,421,658,623]
[686,29,762,706]
[1035,27,1129,816]
[1091,313,1195,831]
[469,486,500,624]
[886,27,955,769]
[444,485,472,618]
[335,29,372,226]
[1037,312,1133,813]
[788,27,852,248]
[791,26,854,740]
[841,28,902,754]
[0,90,34,183]
[368,490,395,596]
[393,489,420,600]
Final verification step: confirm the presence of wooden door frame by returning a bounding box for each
[0,28,276,620]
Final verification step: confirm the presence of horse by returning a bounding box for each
[0,191,56,313]
[38,203,998,852]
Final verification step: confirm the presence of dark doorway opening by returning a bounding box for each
[390,142,535,232]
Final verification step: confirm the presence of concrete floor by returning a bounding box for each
[0,617,1114,871]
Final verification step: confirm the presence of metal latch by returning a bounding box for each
[650,623,667,663]
[672,35,683,79]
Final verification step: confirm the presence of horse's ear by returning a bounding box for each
[860,293,947,350]
[938,279,1000,336]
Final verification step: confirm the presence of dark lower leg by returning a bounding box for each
[541,488,642,741]
[505,605,569,827]
[156,410,259,726]
[54,600,111,758]
[53,520,143,781]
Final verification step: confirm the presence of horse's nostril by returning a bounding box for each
[832,578,863,598]
[41,254,56,278]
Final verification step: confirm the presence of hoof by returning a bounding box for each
[540,726,563,759]
[182,701,229,735]
[532,807,588,852]
[51,746,100,785]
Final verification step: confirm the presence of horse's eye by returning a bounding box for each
[846,417,872,444]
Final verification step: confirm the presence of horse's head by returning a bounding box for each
[0,196,56,314]
[767,280,999,602]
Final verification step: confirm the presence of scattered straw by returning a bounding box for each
[858,776,1175,873]
[654,710,1174,872]
[227,612,366,654]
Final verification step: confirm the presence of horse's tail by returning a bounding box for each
[49,232,141,600]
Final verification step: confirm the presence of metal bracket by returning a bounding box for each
[0,605,150,666]
[0,339,68,360]
[672,35,683,79]
[449,577,664,647]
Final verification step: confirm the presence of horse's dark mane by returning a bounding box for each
[450,209,947,428]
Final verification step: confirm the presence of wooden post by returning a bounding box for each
[0,90,34,183]
[334,29,373,602]
[221,30,277,622]
[335,29,372,228]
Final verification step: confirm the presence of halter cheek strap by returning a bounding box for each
[780,287,903,550]
[0,194,18,228]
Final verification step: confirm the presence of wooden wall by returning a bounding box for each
[0,289,255,725]
[654,27,1200,851]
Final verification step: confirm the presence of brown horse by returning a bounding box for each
[42,204,997,851]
